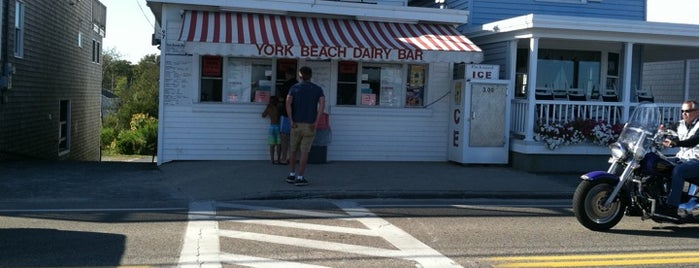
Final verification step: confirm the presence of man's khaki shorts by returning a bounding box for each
[290,123,316,153]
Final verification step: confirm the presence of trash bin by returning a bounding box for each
[308,113,331,164]
[308,144,327,164]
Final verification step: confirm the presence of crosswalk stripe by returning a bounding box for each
[208,201,463,267]
[217,203,355,220]
[334,200,463,268]
[178,201,221,268]
[219,229,403,257]
[218,216,377,236]
[219,253,331,268]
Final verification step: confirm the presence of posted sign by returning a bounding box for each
[466,64,499,80]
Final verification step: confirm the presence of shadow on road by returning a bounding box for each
[0,228,125,267]
[606,225,699,239]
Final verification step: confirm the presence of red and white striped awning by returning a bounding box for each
[178,10,482,63]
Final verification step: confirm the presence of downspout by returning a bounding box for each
[155,6,166,165]
[684,60,691,100]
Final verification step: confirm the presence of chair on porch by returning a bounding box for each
[602,94,620,122]
[535,93,555,122]
[567,94,587,101]
[565,90,588,119]
[535,92,554,100]
[552,89,567,99]
[637,88,654,103]
[637,95,655,103]
[601,94,618,102]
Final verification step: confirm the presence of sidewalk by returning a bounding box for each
[0,159,580,208]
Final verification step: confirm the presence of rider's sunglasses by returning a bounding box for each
[682,109,697,114]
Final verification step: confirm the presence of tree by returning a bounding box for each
[102,48,134,93]
[116,54,159,119]
[101,52,160,155]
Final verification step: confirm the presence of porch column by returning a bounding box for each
[525,37,539,141]
[621,42,634,122]
[685,60,691,100]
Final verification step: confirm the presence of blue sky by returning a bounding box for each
[102,0,159,64]
[102,0,698,64]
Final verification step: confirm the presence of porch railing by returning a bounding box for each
[511,99,681,139]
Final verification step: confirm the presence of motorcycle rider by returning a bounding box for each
[662,100,699,216]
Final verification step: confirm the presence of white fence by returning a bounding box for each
[511,99,681,139]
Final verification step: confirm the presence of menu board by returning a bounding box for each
[303,60,331,94]
[225,59,252,103]
[380,66,401,107]
[163,55,192,106]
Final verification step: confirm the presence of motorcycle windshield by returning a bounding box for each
[617,103,662,144]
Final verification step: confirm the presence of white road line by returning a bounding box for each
[217,203,354,220]
[218,216,377,236]
[219,253,331,268]
[334,200,463,268]
[216,201,463,267]
[178,201,221,268]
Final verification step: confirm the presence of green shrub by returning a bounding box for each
[112,113,158,155]
[115,130,145,155]
[136,119,158,155]
[100,127,117,149]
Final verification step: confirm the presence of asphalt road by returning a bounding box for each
[4,199,698,267]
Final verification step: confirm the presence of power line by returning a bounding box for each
[135,0,154,28]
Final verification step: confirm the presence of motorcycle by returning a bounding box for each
[573,103,699,231]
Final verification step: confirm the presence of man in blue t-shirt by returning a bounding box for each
[285,66,325,186]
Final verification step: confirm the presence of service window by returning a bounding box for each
[406,64,427,107]
[224,58,273,103]
[200,55,223,102]
[337,62,421,107]
[337,61,358,105]
[361,63,402,107]
[249,62,274,103]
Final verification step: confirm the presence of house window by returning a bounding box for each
[14,1,24,58]
[92,40,101,63]
[337,61,424,107]
[536,49,601,97]
[91,0,106,36]
[59,100,71,154]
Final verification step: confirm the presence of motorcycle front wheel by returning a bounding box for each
[573,180,626,231]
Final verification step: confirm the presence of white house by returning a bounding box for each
[459,0,699,171]
[147,0,485,165]
[147,0,699,172]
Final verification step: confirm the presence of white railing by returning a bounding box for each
[511,99,681,139]
[331,0,406,5]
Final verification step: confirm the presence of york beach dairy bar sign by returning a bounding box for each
[255,44,424,61]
